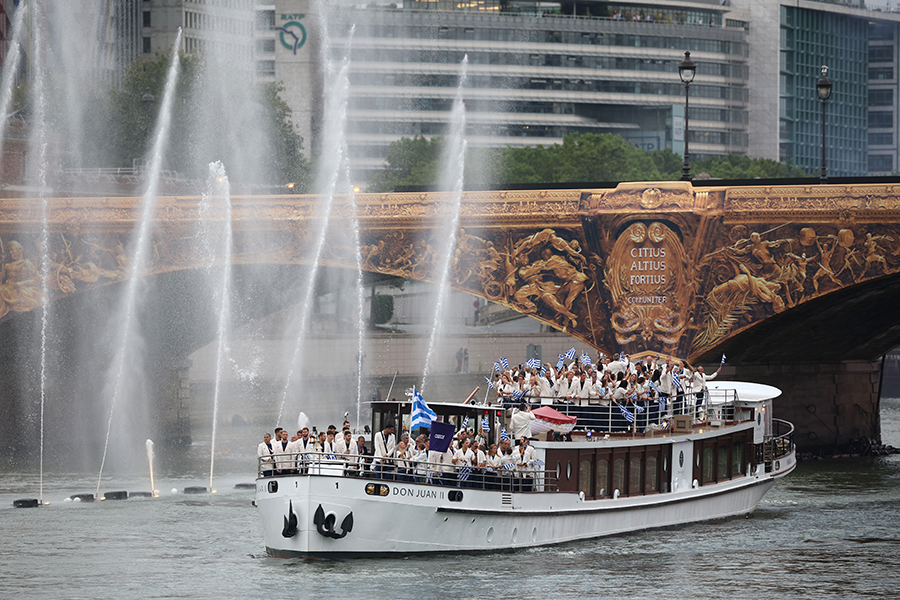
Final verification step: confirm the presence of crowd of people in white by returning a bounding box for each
[488,353,722,417]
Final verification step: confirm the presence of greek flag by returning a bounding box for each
[512,389,526,402]
[533,459,545,467]
[619,404,635,423]
[565,347,576,360]
[500,427,509,442]
[580,353,592,367]
[540,365,547,378]
[481,417,490,433]
[485,376,495,390]
[461,416,469,431]
[526,358,541,369]
[500,357,509,370]
[503,462,515,470]
[634,403,645,413]
[556,358,564,370]
[458,466,472,481]
[672,369,681,391]
[721,353,726,365]
[410,387,437,430]
[494,361,501,373]
[657,396,666,411]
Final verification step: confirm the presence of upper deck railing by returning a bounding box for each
[258,450,558,492]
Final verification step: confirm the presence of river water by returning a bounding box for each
[3,399,900,599]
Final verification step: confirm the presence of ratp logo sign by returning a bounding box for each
[277,14,307,54]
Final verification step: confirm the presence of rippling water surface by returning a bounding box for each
[3,399,900,599]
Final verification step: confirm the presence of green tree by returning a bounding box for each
[689,154,809,179]
[553,133,661,182]
[366,135,443,192]
[110,52,310,188]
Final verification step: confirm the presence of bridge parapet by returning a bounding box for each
[2,181,900,362]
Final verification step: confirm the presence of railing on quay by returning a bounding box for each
[258,451,558,493]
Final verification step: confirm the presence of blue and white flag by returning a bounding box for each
[634,403,645,413]
[619,404,635,423]
[458,466,472,481]
[494,361,501,373]
[533,459,545,468]
[556,359,564,370]
[500,357,509,370]
[580,353,592,367]
[565,347,576,360]
[672,369,681,391]
[512,389,526,402]
[648,380,660,393]
[526,357,541,370]
[410,387,437,430]
[657,396,666,411]
[503,462,515,470]
[461,416,469,431]
[721,353,726,365]
[540,365,547,378]
[485,376,495,390]
[481,417,490,433]
[500,427,510,442]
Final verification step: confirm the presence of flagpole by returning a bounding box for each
[386,370,399,402]
[483,370,492,404]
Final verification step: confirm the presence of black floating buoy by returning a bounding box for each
[103,490,128,500]
[14,498,39,508]
[234,483,256,490]
[69,493,94,502]
[130,491,153,498]
[183,486,207,494]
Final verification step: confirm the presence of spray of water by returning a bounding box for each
[0,1,27,161]
[201,162,233,494]
[145,439,157,497]
[275,11,353,427]
[96,30,183,498]
[421,56,469,395]
[27,1,52,505]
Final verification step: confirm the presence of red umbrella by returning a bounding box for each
[531,406,577,434]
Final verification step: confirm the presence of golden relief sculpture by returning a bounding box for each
[691,222,900,352]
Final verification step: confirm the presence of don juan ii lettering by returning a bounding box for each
[393,486,443,499]
[630,246,666,286]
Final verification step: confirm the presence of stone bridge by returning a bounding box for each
[2,180,899,456]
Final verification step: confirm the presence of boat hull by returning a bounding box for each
[256,454,793,557]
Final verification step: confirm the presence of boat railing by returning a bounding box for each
[761,418,795,471]
[258,451,559,492]
[514,388,739,433]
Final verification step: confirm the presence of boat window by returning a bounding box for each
[645,456,658,492]
[732,442,743,476]
[579,460,592,497]
[702,446,715,483]
[596,459,609,498]
[612,458,625,496]
[567,461,573,480]
[629,456,642,495]
[718,444,729,480]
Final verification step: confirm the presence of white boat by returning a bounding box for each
[255,380,795,557]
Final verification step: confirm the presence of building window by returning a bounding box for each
[869,89,894,107]
[256,39,275,53]
[869,154,893,172]
[869,111,894,128]
[142,37,151,54]
[143,11,151,28]
[870,67,894,81]
[256,60,275,76]
[869,45,893,63]
[869,132,893,146]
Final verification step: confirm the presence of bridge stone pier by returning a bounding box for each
[2,179,900,456]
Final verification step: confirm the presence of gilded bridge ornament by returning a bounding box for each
[603,222,693,354]
[5,183,900,360]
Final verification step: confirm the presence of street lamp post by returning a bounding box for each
[678,51,696,181]
[817,65,833,183]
